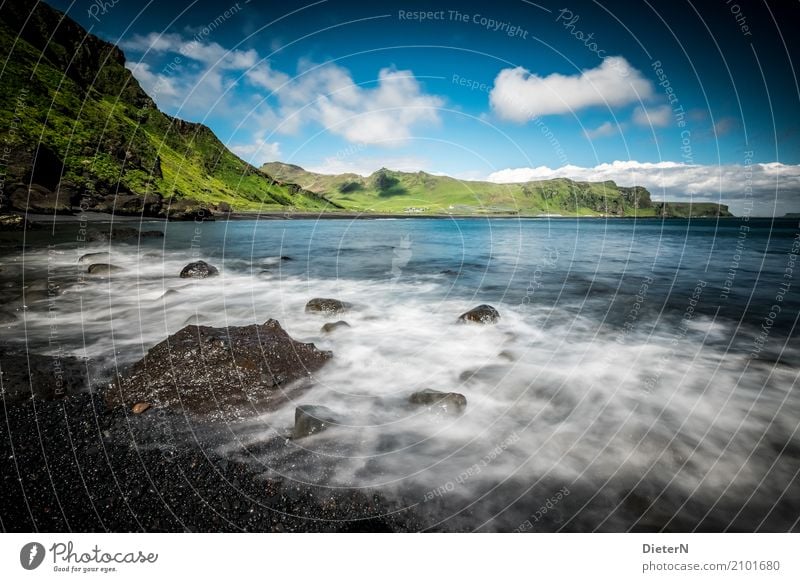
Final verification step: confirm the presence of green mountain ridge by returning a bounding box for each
[0,0,335,219]
[262,162,734,218]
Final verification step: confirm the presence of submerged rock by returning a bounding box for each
[78,251,111,264]
[409,389,467,415]
[321,320,350,333]
[293,405,342,439]
[87,263,124,276]
[131,402,151,414]
[179,260,219,278]
[457,304,500,324]
[108,319,332,418]
[0,213,34,230]
[305,298,351,315]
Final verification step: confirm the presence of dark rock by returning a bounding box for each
[321,321,350,334]
[0,214,33,230]
[179,261,219,279]
[86,227,164,242]
[10,184,72,214]
[305,298,351,315]
[78,251,111,264]
[108,319,333,418]
[0,349,88,402]
[409,389,467,415]
[293,405,342,439]
[457,304,500,324]
[87,263,124,276]
[280,256,293,261]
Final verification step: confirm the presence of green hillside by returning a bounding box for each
[262,162,734,218]
[0,0,334,218]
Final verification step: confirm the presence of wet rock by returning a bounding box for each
[10,183,72,214]
[179,260,219,279]
[131,402,151,414]
[0,213,33,230]
[497,350,516,362]
[108,319,333,418]
[87,263,124,276]
[409,389,467,415]
[78,251,111,264]
[0,349,88,402]
[305,298,351,315]
[321,321,350,334]
[86,227,164,242]
[293,405,342,439]
[457,304,500,324]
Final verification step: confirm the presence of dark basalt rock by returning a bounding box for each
[179,260,219,279]
[86,227,164,242]
[0,214,34,230]
[409,389,467,415]
[108,319,333,418]
[78,251,111,264]
[457,304,500,324]
[0,349,89,402]
[87,263,124,275]
[321,320,350,334]
[305,298,351,315]
[293,405,342,439]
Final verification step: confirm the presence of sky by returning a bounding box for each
[50,0,800,215]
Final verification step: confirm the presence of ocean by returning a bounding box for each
[2,216,798,531]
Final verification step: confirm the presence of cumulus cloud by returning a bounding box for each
[632,104,672,127]
[123,32,443,148]
[490,57,653,122]
[487,161,800,216]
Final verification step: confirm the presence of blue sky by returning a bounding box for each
[52,0,800,214]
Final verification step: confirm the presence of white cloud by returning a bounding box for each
[487,161,800,215]
[123,32,444,147]
[272,64,444,145]
[633,104,672,127]
[584,121,619,139]
[489,57,653,121]
[230,140,281,166]
[306,155,432,176]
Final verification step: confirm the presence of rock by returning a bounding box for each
[305,298,351,315]
[87,263,124,276]
[280,256,293,261]
[498,350,516,362]
[78,251,111,264]
[293,405,341,439]
[179,260,219,279]
[457,304,500,324]
[131,402,151,414]
[321,321,350,334]
[10,183,72,214]
[108,319,333,418]
[409,389,467,415]
[0,213,33,230]
[0,311,16,324]
[0,349,88,402]
[86,227,164,242]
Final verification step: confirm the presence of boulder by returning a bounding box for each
[78,251,111,264]
[179,260,219,278]
[10,184,72,214]
[86,227,164,242]
[457,304,500,324]
[107,319,333,418]
[305,298,351,315]
[0,349,88,402]
[409,389,467,415]
[87,263,124,276]
[321,321,350,334]
[293,405,341,439]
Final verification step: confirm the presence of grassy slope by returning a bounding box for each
[0,1,331,213]
[263,163,733,217]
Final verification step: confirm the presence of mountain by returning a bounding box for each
[262,162,734,218]
[0,0,334,219]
